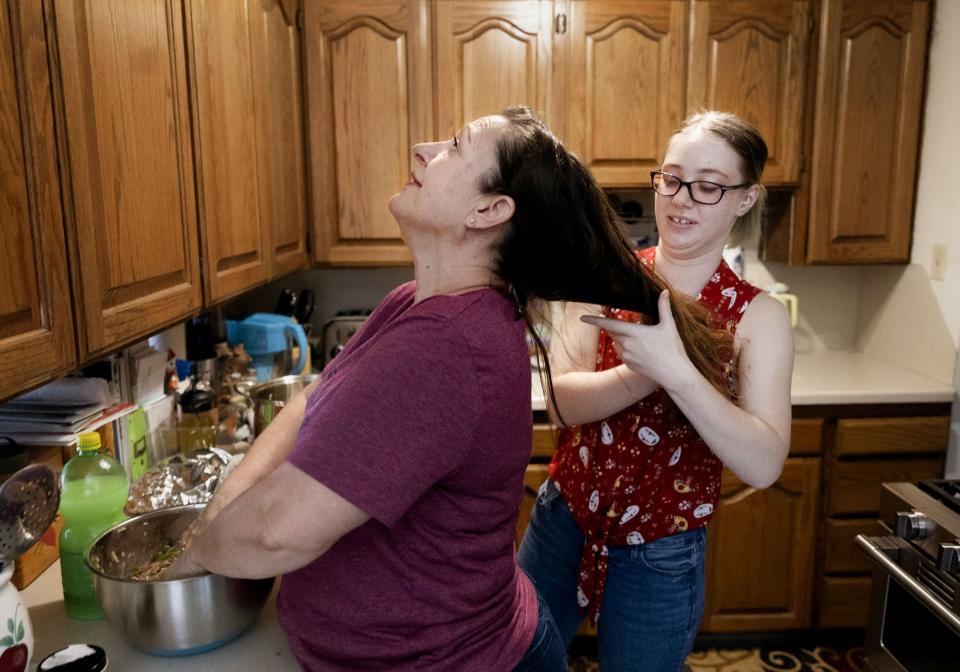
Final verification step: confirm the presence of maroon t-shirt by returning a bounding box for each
[278,282,537,671]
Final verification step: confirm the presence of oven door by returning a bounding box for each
[857,534,960,672]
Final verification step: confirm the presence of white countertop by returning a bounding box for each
[21,561,300,671]
[791,350,955,405]
[532,349,956,411]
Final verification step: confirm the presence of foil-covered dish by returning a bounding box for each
[125,447,241,516]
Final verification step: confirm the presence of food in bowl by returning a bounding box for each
[85,504,274,655]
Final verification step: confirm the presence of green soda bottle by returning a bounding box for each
[59,431,129,619]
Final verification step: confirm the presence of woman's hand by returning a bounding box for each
[162,548,206,581]
[581,290,697,392]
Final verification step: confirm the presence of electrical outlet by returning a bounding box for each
[931,244,947,281]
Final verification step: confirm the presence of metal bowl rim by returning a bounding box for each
[84,503,216,584]
[248,373,319,398]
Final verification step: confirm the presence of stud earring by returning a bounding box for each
[469,217,475,225]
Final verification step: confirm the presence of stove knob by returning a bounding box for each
[894,511,930,540]
[938,543,960,573]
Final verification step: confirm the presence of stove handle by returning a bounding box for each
[856,534,960,633]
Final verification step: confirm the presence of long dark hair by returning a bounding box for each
[482,106,732,422]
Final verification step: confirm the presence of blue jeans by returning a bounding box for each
[517,480,706,672]
[512,584,567,671]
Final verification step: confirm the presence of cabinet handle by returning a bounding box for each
[555,13,567,34]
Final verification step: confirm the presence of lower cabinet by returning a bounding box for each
[815,412,948,628]
[701,458,821,632]
[515,408,950,635]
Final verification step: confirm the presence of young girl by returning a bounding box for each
[517,111,795,672]
[168,107,728,671]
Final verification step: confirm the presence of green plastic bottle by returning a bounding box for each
[59,431,129,620]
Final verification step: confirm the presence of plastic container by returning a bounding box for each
[59,432,128,620]
[178,385,218,451]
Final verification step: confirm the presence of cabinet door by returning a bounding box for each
[702,458,820,631]
[688,0,810,185]
[0,1,75,401]
[565,0,686,187]
[806,0,928,262]
[188,0,269,301]
[305,0,432,265]
[252,0,310,279]
[52,0,202,357]
[435,0,554,138]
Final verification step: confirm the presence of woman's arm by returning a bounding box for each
[174,461,370,579]
[548,301,658,426]
[583,291,794,489]
[204,378,322,520]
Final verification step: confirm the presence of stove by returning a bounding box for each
[919,479,960,515]
[857,481,960,671]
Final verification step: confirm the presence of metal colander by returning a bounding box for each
[0,463,60,563]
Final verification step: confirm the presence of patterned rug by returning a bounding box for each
[568,645,867,672]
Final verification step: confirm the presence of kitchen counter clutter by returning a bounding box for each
[22,561,299,671]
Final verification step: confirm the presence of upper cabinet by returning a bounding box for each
[252,0,311,279]
[563,0,686,187]
[805,0,928,263]
[187,0,268,300]
[51,0,203,358]
[0,0,75,401]
[434,0,554,136]
[304,0,433,265]
[187,0,309,301]
[688,0,810,185]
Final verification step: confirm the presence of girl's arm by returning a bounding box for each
[584,291,794,488]
[547,301,658,426]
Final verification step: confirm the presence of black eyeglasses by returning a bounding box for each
[650,171,751,205]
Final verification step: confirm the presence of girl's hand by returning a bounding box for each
[580,290,698,392]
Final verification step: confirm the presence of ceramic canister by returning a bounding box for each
[0,563,32,672]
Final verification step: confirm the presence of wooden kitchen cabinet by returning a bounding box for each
[50,0,203,358]
[702,458,821,632]
[805,0,929,263]
[687,0,811,185]
[814,406,948,629]
[304,0,432,265]
[562,0,686,187]
[252,0,311,280]
[187,0,309,301]
[435,0,554,138]
[0,0,76,401]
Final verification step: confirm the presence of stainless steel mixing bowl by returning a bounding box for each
[85,504,274,656]
[248,373,318,437]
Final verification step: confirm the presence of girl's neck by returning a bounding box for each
[653,245,724,296]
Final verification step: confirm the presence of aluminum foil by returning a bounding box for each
[125,447,240,515]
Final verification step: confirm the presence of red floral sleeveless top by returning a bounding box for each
[549,247,762,624]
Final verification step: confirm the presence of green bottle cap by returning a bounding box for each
[77,432,101,452]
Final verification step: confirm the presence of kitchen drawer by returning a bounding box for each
[817,576,871,628]
[828,458,942,515]
[822,518,883,574]
[531,424,557,459]
[835,416,949,456]
[790,418,823,456]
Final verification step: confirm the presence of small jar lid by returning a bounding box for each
[179,387,215,413]
[37,644,107,671]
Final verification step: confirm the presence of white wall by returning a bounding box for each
[911,0,960,476]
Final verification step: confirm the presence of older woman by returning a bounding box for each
[170,107,727,671]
